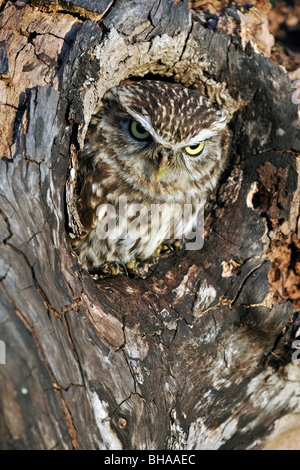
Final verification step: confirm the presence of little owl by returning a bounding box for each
[72,80,230,273]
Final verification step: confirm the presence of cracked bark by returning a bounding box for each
[0,0,300,450]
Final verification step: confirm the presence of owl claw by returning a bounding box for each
[102,260,146,276]
[154,246,162,255]
[119,263,129,276]
[155,240,184,254]
[126,260,138,270]
[162,242,174,252]
[92,241,184,278]
[173,239,184,250]
[103,262,128,276]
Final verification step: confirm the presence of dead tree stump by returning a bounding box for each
[0,0,300,450]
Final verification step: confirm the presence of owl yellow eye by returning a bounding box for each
[185,141,205,156]
[130,120,150,140]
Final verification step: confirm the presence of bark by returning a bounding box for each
[0,0,300,450]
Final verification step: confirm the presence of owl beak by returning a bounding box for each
[155,151,172,182]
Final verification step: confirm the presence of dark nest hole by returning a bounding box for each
[66,71,238,282]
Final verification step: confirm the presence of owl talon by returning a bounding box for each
[103,262,128,276]
[135,258,145,269]
[162,242,174,252]
[110,263,122,276]
[155,240,183,255]
[126,260,138,270]
[173,239,184,250]
[120,263,129,276]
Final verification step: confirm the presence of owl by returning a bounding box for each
[72,80,230,273]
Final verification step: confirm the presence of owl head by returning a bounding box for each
[88,80,229,203]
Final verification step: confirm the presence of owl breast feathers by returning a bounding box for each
[72,80,230,272]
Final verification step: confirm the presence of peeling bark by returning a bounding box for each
[0,0,300,450]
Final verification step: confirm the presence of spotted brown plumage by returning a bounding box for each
[72,80,230,272]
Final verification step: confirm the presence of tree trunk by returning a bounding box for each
[0,0,300,450]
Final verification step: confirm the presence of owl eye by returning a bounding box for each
[130,120,150,140]
[185,141,205,156]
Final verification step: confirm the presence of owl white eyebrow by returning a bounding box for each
[126,108,227,149]
[177,117,227,149]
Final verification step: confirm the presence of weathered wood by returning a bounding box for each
[0,0,299,450]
